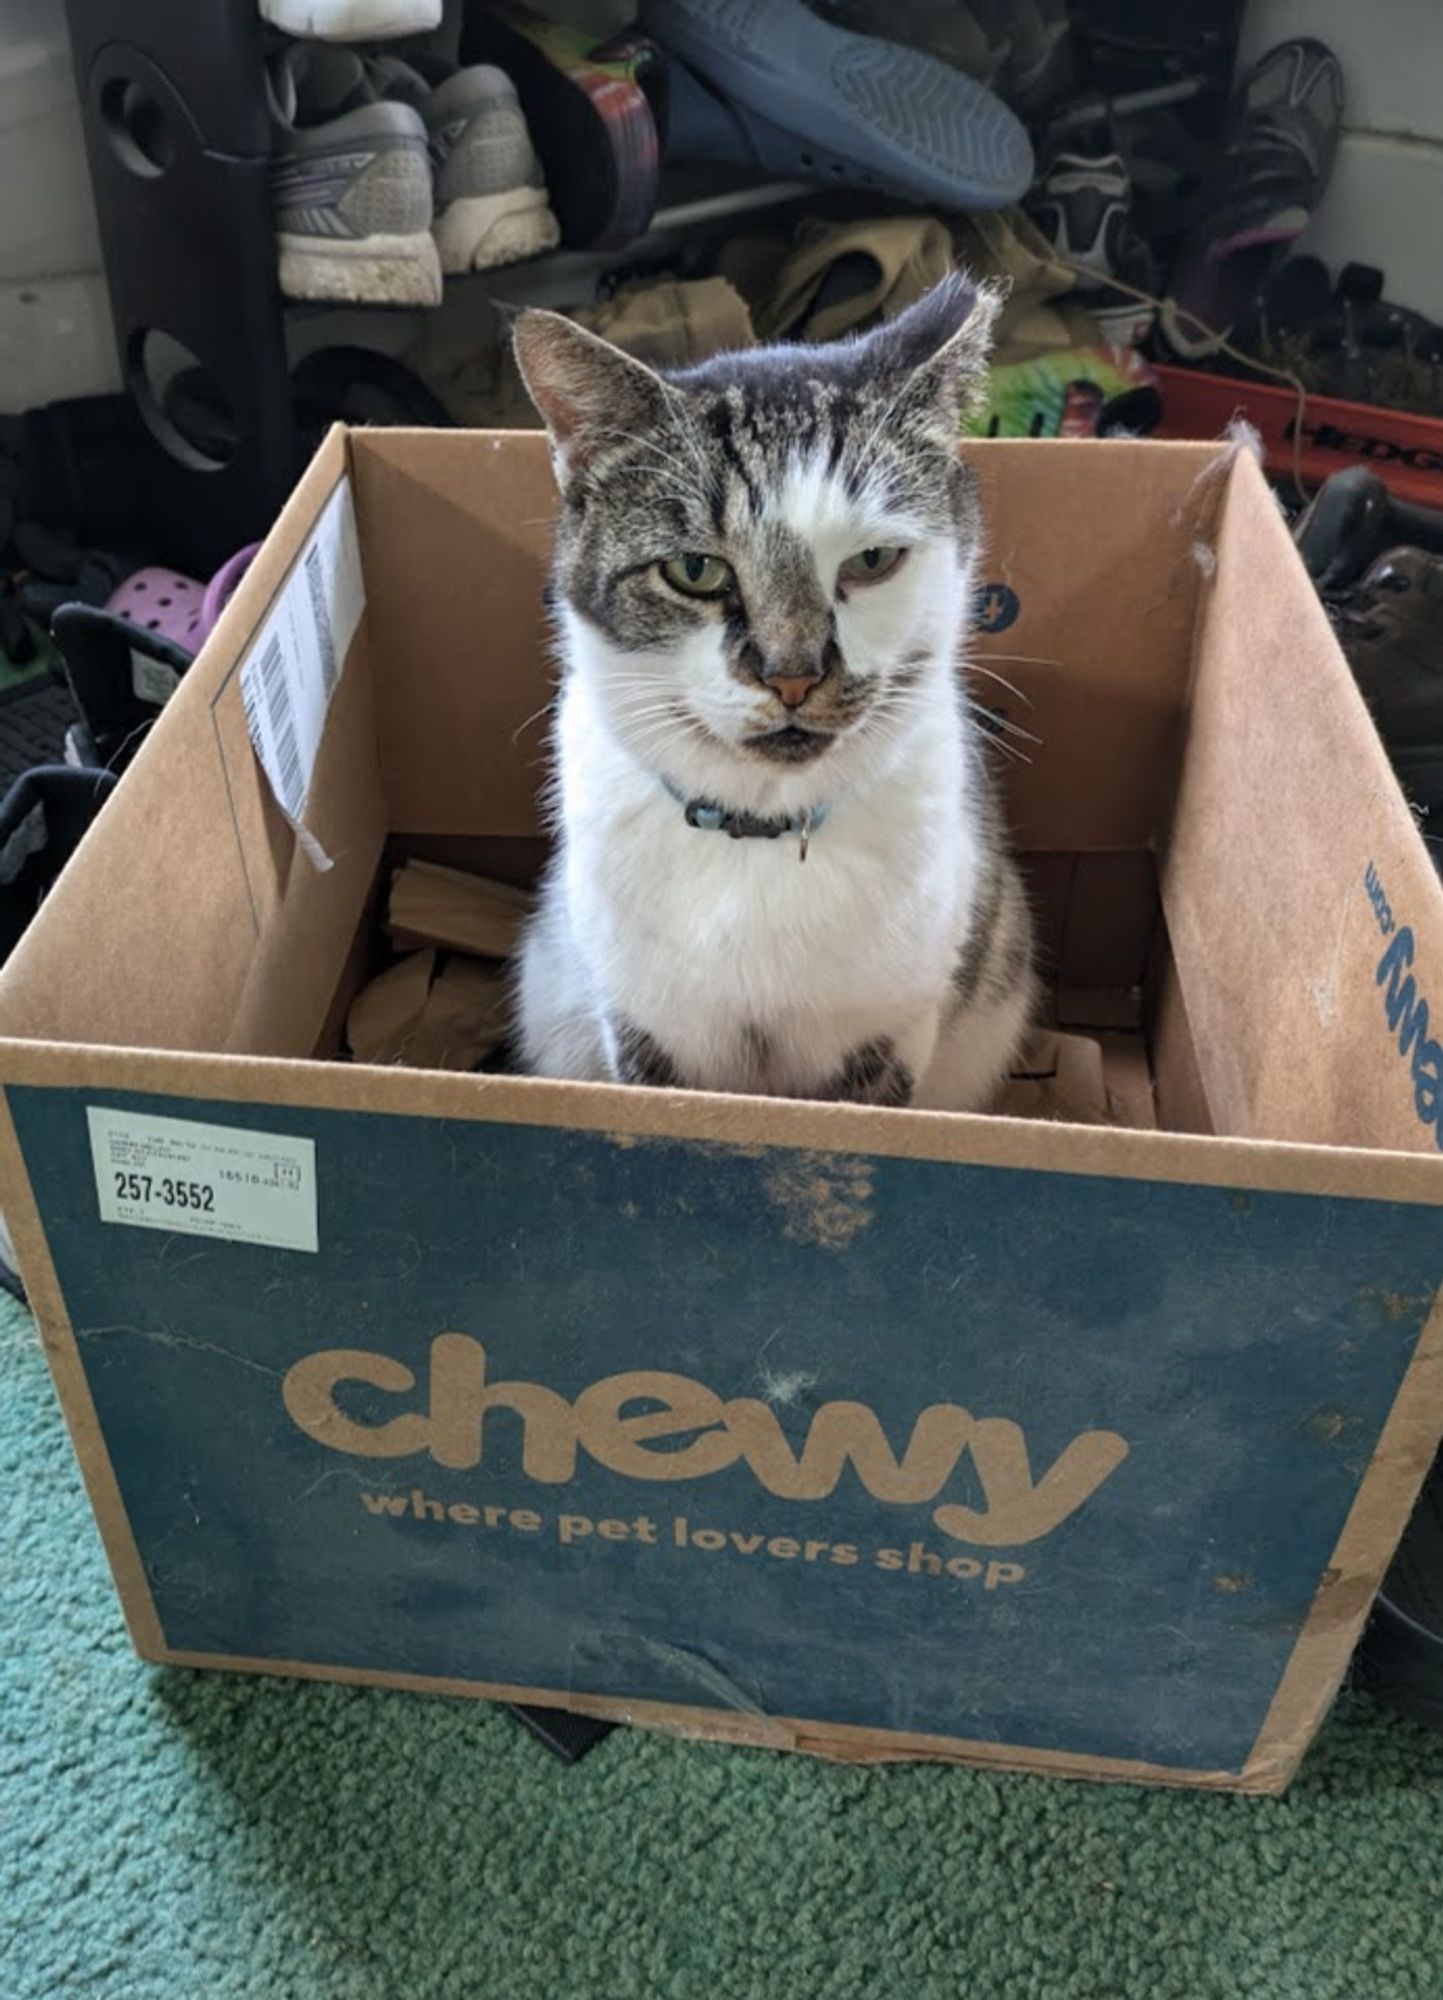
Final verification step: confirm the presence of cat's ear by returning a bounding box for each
[512,310,673,483]
[863,271,1004,423]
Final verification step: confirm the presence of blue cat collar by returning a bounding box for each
[660,775,830,851]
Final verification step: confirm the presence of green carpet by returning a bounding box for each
[4,1293,1443,2000]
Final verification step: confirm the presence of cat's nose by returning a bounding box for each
[767,671,824,709]
[751,636,837,707]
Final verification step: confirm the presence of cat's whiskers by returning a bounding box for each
[604,672,682,693]
[614,688,690,717]
[511,696,558,743]
[617,700,711,743]
[966,697,1042,748]
[966,702,1033,766]
[622,724,712,768]
[966,662,1034,707]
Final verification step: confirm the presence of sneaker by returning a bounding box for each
[371,57,561,274]
[803,0,1012,85]
[1027,112,1156,344]
[1161,37,1343,359]
[268,44,441,306]
[806,0,1070,112]
[640,0,1033,210]
[994,0,1072,115]
[259,0,440,39]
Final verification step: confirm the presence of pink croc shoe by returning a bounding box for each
[105,544,261,658]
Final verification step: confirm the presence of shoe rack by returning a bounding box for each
[64,0,815,573]
[63,0,301,574]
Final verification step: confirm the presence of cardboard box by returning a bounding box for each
[3,428,1442,1795]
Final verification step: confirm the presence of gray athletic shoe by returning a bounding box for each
[374,59,561,274]
[267,45,442,307]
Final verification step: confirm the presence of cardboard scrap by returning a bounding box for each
[346,949,510,1071]
[1098,1035,1159,1132]
[388,860,533,960]
[996,1030,1114,1126]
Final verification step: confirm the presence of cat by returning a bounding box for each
[510,272,1035,1112]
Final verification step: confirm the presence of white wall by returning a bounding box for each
[0,0,117,411]
[1239,0,1443,318]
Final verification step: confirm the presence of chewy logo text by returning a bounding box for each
[1367,863,1443,1150]
[283,1335,1129,1548]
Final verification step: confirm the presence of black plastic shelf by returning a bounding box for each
[64,0,301,573]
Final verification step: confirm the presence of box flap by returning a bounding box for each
[1163,450,1443,1155]
[0,429,387,1059]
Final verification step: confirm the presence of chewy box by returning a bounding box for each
[3,429,1442,1795]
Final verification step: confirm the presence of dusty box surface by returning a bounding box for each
[2,429,1442,1794]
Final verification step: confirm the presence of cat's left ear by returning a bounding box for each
[863,270,1004,424]
[512,308,673,485]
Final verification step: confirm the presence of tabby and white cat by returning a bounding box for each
[512,273,1035,1111]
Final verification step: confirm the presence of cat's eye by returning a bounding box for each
[660,553,732,598]
[838,545,906,586]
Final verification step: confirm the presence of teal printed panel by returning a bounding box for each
[10,1083,1440,1773]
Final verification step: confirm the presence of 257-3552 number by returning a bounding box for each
[113,1171,215,1213]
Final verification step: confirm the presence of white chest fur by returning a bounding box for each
[544,669,983,1094]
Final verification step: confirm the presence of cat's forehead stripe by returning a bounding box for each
[693,381,844,520]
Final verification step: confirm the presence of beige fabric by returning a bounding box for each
[412,277,754,429]
[951,207,1099,363]
[714,204,1098,360]
[575,275,754,367]
[739,214,955,343]
[410,204,1098,431]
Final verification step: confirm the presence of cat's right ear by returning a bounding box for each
[512,310,672,485]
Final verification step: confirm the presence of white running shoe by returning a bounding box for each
[375,57,561,273]
[260,0,441,42]
[268,45,442,307]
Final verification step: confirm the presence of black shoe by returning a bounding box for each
[51,604,194,778]
[1358,1453,1443,1733]
[0,761,118,1304]
[0,760,118,966]
[1161,38,1343,358]
[1327,542,1443,875]
[1231,254,1443,410]
[1316,512,1443,1732]
[1027,105,1157,344]
[1293,466,1443,595]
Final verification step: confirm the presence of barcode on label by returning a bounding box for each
[238,475,363,843]
[305,542,338,697]
[260,632,304,817]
